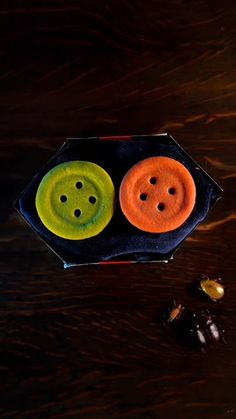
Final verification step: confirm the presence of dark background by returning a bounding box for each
[1,1,236,418]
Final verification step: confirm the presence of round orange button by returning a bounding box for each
[119,156,196,233]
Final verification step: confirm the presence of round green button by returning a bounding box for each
[35,161,115,240]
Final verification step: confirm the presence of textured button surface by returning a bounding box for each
[36,161,115,240]
[119,156,196,233]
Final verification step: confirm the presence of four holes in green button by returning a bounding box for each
[60,181,97,218]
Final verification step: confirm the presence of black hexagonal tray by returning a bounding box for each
[14,134,222,268]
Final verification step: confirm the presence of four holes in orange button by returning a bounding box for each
[119,156,196,233]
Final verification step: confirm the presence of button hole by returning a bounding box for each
[74,209,81,217]
[140,193,147,201]
[149,177,157,185]
[168,187,176,195]
[76,181,83,189]
[157,203,165,211]
[60,195,67,203]
[89,196,96,204]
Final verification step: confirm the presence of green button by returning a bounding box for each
[35,161,115,240]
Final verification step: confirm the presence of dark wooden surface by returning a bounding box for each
[1,1,236,418]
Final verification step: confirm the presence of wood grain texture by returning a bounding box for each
[0,0,236,418]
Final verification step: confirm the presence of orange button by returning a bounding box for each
[119,156,196,233]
